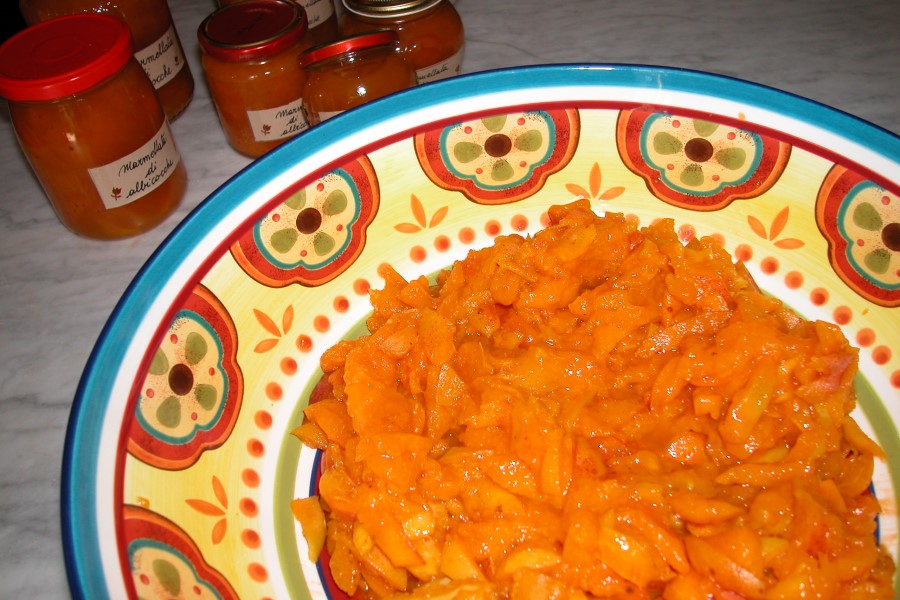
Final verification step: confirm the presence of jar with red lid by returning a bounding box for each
[19,0,195,121]
[217,0,339,47]
[0,14,187,240]
[299,31,416,125]
[199,0,312,158]
[339,0,463,85]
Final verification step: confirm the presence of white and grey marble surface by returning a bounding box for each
[0,0,897,596]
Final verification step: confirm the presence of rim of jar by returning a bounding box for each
[299,30,399,67]
[341,0,443,18]
[198,0,309,62]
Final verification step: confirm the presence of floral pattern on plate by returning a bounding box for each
[128,284,243,470]
[816,164,900,307]
[616,109,791,210]
[124,505,238,599]
[414,109,580,204]
[231,156,380,287]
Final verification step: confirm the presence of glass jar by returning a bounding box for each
[299,31,416,125]
[199,0,312,158]
[19,0,194,121]
[217,0,339,47]
[0,14,187,239]
[339,0,463,85]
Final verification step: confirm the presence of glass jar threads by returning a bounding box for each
[0,14,187,239]
[339,0,464,85]
[299,31,416,125]
[199,0,312,158]
[217,0,339,47]
[19,0,195,121]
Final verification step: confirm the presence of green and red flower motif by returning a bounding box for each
[231,157,379,287]
[128,285,243,470]
[816,165,900,307]
[415,109,580,204]
[617,109,791,210]
[123,505,237,600]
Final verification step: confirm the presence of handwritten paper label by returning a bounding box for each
[415,47,464,85]
[89,123,182,210]
[134,25,186,90]
[247,99,310,142]
[300,0,335,29]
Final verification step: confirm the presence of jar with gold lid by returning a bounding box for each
[299,30,416,125]
[199,0,312,158]
[0,14,187,239]
[217,0,339,47]
[339,0,463,85]
[19,0,195,121]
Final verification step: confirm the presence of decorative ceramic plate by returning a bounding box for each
[63,65,900,599]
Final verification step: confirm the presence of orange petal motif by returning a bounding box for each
[254,339,279,353]
[769,207,789,240]
[429,206,449,228]
[565,184,590,198]
[254,309,282,337]
[186,499,225,516]
[212,476,229,509]
[747,216,768,240]
[410,195,427,228]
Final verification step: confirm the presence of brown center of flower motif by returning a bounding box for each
[882,222,900,252]
[684,137,714,162]
[296,207,323,234]
[484,133,513,158]
[168,363,194,396]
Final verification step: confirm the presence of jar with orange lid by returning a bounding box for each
[19,0,194,121]
[299,31,416,125]
[339,0,463,85]
[199,0,312,158]
[0,14,187,240]
[217,0,339,47]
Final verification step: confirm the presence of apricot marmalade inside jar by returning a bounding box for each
[199,0,312,158]
[19,0,195,121]
[340,0,464,84]
[299,30,416,125]
[0,14,186,240]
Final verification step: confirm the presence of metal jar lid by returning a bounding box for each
[198,0,308,62]
[341,0,442,18]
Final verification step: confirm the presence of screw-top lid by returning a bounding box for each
[0,14,134,102]
[299,31,399,67]
[342,0,442,17]
[198,0,308,62]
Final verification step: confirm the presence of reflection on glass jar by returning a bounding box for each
[217,0,339,46]
[199,0,312,158]
[299,30,416,125]
[340,0,464,85]
[0,15,187,239]
[19,0,195,121]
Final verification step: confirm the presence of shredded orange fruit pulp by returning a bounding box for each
[292,201,895,599]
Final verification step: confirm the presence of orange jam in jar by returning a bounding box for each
[340,0,464,84]
[299,31,416,124]
[218,0,339,47]
[0,14,186,240]
[199,0,312,158]
[19,0,195,121]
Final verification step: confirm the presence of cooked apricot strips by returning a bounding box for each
[294,201,894,598]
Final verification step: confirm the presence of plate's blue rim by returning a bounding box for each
[61,63,900,599]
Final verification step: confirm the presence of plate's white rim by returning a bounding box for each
[61,64,900,599]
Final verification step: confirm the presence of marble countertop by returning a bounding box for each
[0,0,897,596]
